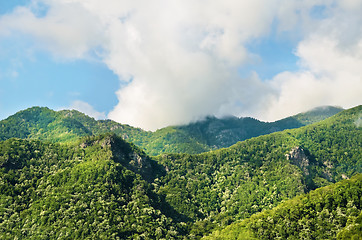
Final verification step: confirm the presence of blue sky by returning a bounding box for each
[0,0,119,119]
[0,0,361,130]
[0,42,119,119]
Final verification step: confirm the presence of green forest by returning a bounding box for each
[0,105,361,239]
[0,105,342,155]
[204,174,362,239]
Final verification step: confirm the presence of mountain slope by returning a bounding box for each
[281,105,344,125]
[154,105,361,237]
[0,106,343,155]
[0,134,184,239]
[0,107,148,143]
[0,106,360,239]
[204,173,362,240]
[168,105,343,151]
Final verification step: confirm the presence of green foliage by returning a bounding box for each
[0,105,360,239]
[205,174,362,240]
[152,105,361,237]
[291,105,344,125]
[0,106,343,156]
[0,136,182,239]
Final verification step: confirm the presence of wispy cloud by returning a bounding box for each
[66,100,106,120]
[260,2,362,121]
[1,0,361,130]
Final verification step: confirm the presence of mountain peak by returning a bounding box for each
[0,105,350,155]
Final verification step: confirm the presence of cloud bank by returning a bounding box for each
[1,0,361,130]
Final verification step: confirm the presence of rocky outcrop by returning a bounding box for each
[286,146,310,175]
[79,134,161,182]
[101,134,158,182]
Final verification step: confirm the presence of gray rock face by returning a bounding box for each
[286,146,310,175]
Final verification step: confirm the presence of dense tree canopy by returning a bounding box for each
[0,135,184,239]
[0,106,343,155]
[204,174,362,239]
[0,105,360,239]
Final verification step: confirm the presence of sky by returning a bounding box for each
[0,0,361,130]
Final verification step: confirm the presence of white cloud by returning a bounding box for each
[258,1,362,121]
[68,100,106,120]
[0,2,104,59]
[1,0,362,129]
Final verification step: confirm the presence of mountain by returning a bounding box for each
[279,105,345,125]
[0,105,360,239]
[204,173,362,240]
[165,105,343,151]
[153,105,361,237]
[0,134,185,239]
[0,107,148,143]
[0,105,343,155]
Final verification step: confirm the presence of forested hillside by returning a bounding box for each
[172,105,343,150]
[0,134,185,239]
[0,105,359,239]
[0,107,148,143]
[153,105,361,237]
[0,106,343,155]
[204,174,362,240]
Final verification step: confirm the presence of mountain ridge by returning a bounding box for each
[0,105,361,239]
[153,105,361,237]
[0,105,344,155]
[0,134,185,239]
